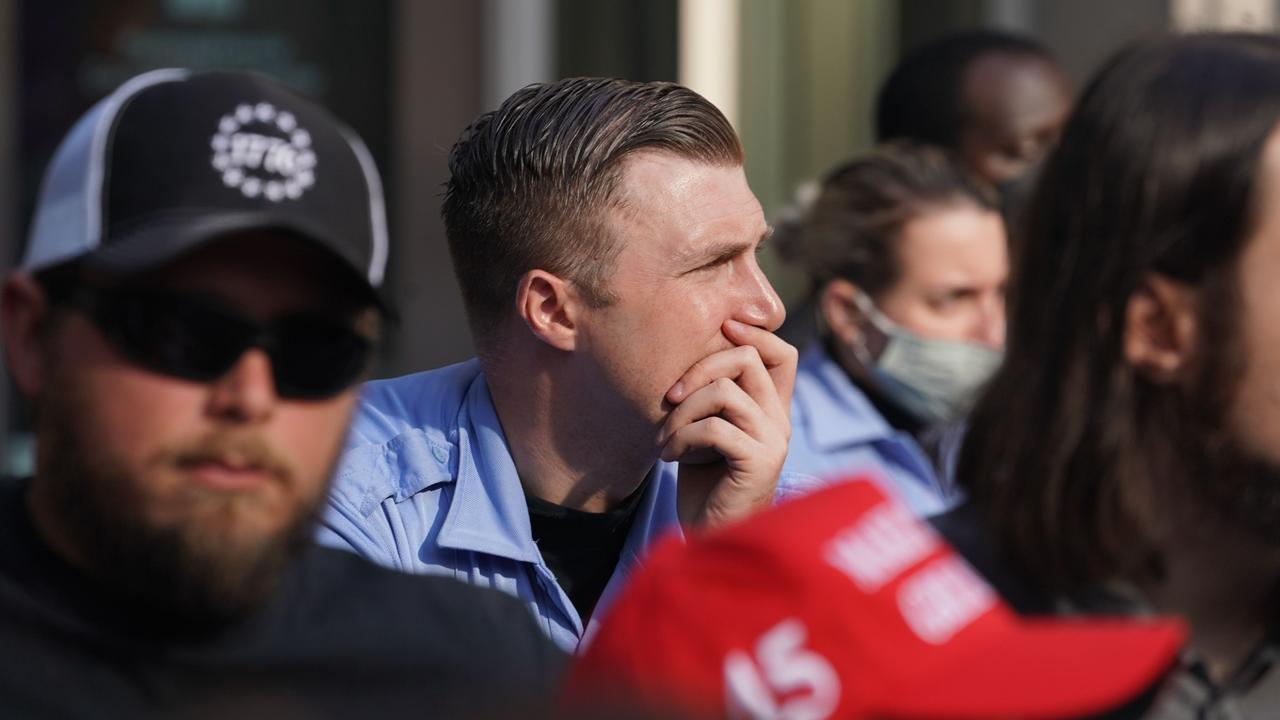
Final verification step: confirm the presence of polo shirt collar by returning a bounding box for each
[618,462,680,568]
[436,372,542,564]
[797,343,896,451]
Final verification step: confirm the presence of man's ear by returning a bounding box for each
[1,274,52,397]
[515,269,579,352]
[1124,272,1198,384]
[819,279,865,345]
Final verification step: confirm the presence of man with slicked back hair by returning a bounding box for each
[320,78,808,652]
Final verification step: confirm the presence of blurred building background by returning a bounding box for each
[0,0,1274,473]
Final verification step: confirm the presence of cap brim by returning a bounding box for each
[879,616,1185,718]
[82,211,391,312]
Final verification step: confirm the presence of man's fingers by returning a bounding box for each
[660,416,755,464]
[659,376,768,446]
[664,323,793,530]
[723,319,795,369]
[724,319,798,406]
[666,344,784,419]
[666,345,754,401]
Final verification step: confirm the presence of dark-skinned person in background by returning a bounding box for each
[0,69,561,718]
[876,29,1073,196]
[778,30,1065,349]
[778,144,1006,516]
[945,33,1280,717]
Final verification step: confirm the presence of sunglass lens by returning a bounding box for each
[99,294,252,381]
[271,315,371,398]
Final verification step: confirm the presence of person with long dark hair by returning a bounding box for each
[950,33,1280,715]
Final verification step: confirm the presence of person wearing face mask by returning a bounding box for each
[779,143,1007,515]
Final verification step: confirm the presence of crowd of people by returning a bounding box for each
[1,27,1278,720]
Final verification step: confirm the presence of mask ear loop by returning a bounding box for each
[851,325,875,368]
[849,290,893,367]
[850,289,889,328]
[818,284,875,367]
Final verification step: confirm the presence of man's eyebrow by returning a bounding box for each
[679,227,774,270]
[758,225,775,248]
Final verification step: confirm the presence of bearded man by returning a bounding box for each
[0,69,560,717]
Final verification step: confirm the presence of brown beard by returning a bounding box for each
[1193,437,1280,547]
[1174,272,1280,549]
[34,371,332,627]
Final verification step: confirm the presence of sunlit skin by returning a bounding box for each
[2,233,368,579]
[959,53,1073,186]
[583,153,788,421]
[873,204,1008,348]
[585,153,794,527]
[1228,128,1280,464]
[498,151,796,527]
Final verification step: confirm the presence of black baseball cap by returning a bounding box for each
[21,68,389,309]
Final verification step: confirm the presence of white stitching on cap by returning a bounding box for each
[342,129,388,287]
[897,555,997,645]
[824,501,940,593]
[211,101,317,202]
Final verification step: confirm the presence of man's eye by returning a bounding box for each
[699,256,733,272]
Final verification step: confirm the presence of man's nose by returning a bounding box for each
[205,348,279,422]
[734,257,786,332]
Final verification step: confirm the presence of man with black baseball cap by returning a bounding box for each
[0,69,561,717]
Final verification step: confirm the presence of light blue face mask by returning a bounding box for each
[850,293,1003,426]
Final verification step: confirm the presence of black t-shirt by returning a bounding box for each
[0,478,565,719]
[526,480,647,623]
[928,499,1054,615]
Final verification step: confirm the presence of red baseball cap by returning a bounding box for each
[563,476,1185,719]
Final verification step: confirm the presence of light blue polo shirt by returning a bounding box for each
[782,343,956,516]
[318,359,817,652]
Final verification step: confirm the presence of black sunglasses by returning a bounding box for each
[59,286,375,400]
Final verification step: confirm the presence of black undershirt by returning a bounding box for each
[526,479,648,623]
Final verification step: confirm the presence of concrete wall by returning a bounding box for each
[379,0,485,377]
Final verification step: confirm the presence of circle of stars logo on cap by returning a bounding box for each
[210,102,317,202]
